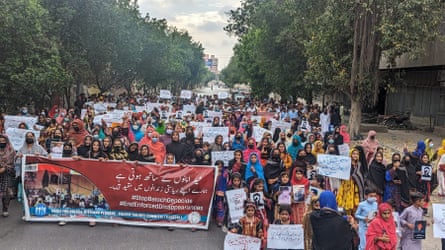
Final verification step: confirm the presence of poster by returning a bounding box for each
[6,128,41,151]
[202,127,229,144]
[278,186,292,205]
[267,224,304,249]
[224,233,261,250]
[317,154,351,180]
[159,89,172,99]
[413,220,426,239]
[337,144,350,157]
[211,151,235,166]
[23,156,216,229]
[292,185,305,203]
[218,92,229,100]
[433,204,445,238]
[4,115,37,130]
[253,126,272,143]
[180,90,192,99]
[250,192,264,209]
[226,189,247,224]
[421,165,432,181]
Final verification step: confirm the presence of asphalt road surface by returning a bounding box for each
[1,200,225,250]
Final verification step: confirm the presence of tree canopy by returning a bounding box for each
[0,0,208,112]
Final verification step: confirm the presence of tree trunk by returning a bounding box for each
[349,98,362,138]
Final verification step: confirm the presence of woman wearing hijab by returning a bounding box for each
[337,148,362,214]
[287,134,303,161]
[436,139,445,196]
[339,125,351,145]
[0,135,16,217]
[367,151,386,203]
[365,203,397,250]
[310,191,355,250]
[362,130,379,165]
[244,152,267,192]
[242,138,260,163]
[147,132,166,163]
[291,167,309,224]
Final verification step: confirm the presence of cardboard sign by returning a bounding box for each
[413,220,426,239]
[433,204,445,238]
[211,151,235,166]
[317,154,352,180]
[159,89,172,99]
[6,128,40,150]
[421,165,432,181]
[202,127,229,143]
[4,115,37,130]
[180,90,192,99]
[218,92,229,100]
[226,189,247,224]
[224,233,261,250]
[267,224,304,249]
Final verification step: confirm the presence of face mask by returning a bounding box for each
[430,143,434,148]
[242,124,248,129]
[248,144,254,149]
[73,127,80,132]
[63,150,72,155]
[152,138,158,143]
[0,143,6,149]
[235,136,242,140]
[370,135,375,140]
[272,154,280,160]
[26,138,34,144]
[54,135,61,140]
[147,132,152,138]
[367,197,377,203]
[166,129,173,134]
[328,139,334,144]
[114,146,121,151]
[132,125,140,130]
[93,135,99,139]
[112,131,119,137]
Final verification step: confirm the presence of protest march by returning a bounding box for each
[0,89,443,250]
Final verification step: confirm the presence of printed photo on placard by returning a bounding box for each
[421,165,432,181]
[413,220,426,239]
[250,192,264,209]
[278,186,292,205]
[292,185,305,203]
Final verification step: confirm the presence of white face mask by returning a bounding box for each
[430,143,434,148]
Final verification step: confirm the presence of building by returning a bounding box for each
[203,54,219,74]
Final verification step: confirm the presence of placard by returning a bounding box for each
[182,104,196,114]
[253,126,272,143]
[278,186,292,205]
[4,115,37,130]
[23,156,216,229]
[413,220,426,239]
[202,127,229,143]
[337,144,350,157]
[218,92,229,100]
[433,204,445,238]
[5,128,41,150]
[224,233,261,250]
[292,185,305,203]
[159,89,172,99]
[226,189,247,224]
[421,165,432,181]
[267,224,304,249]
[250,192,264,209]
[211,151,235,166]
[180,90,192,99]
[317,154,352,180]
[270,119,292,133]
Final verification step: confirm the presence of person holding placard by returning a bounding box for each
[228,150,246,181]
[290,167,309,224]
[0,135,16,217]
[417,153,432,216]
[355,189,378,250]
[230,201,264,242]
[365,202,397,250]
[400,192,427,250]
[214,160,228,227]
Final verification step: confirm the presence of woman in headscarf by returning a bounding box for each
[276,142,293,173]
[436,139,445,196]
[0,135,16,217]
[290,167,309,224]
[310,191,354,250]
[383,154,404,211]
[312,140,325,157]
[424,138,434,161]
[362,130,379,165]
[339,124,351,145]
[337,148,362,214]
[242,137,260,163]
[244,152,267,192]
[287,134,303,161]
[214,160,228,227]
[365,203,397,250]
[367,151,386,203]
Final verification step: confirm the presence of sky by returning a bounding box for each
[138,0,241,70]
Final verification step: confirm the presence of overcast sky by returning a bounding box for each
[138,0,241,70]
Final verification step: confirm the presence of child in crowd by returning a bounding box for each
[400,192,427,250]
[271,172,291,220]
[230,201,264,240]
[355,188,378,250]
[214,160,228,227]
[290,167,309,224]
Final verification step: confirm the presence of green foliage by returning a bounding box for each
[0,0,209,112]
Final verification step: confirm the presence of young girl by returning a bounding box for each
[417,153,432,215]
[291,167,309,224]
[271,172,291,221]
[214,160,228,227]
[231,201,264,242]
[250,178,272,248]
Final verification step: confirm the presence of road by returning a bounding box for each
[1,200,225,250]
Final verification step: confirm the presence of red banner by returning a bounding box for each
[23,156,216,229]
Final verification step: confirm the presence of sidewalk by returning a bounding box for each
[355,129,443,250]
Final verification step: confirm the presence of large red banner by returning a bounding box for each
[23,156,216,229]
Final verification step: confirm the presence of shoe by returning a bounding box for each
[167,227,174,231]
[89,221,96,227]
[191,228,197,232]
[221,226,228,233]
[58,221,66,226]
[217,222,223,227]
[2,212,8,217]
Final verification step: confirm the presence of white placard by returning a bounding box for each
[180,90,192,99]
[224,233,261,250]
[317,154,352,180]
[202,127,229,143]
[338,144,350,156]
[226,189,247,224]
[93,103,107,114]
[4,115,37,130]
[267,224,304,249]
[250,192,264,209]
[218,92,229,100]
[433,204,445,238]
[270,119,291,133]
[6,128,40,150]
[421,165,432,181]
[183,104,196,114]
[252,126,272,142]
[159,89,172,99]
[205,111,223,119]
[212,151,235,166]
[146,102,161,112]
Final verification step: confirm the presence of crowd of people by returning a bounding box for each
[0,91,443,249]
